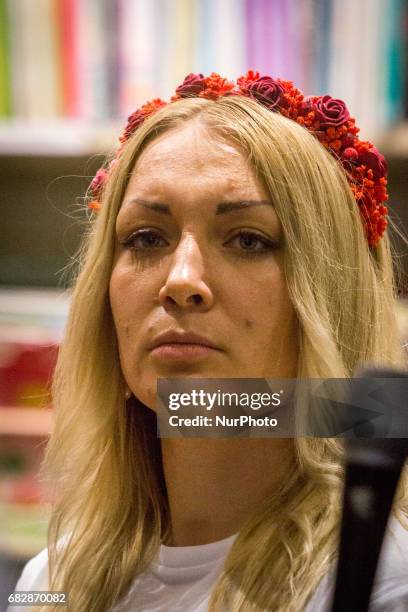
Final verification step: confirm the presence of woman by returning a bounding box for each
[11,72,408,611]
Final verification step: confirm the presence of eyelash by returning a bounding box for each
[121,229,278,257]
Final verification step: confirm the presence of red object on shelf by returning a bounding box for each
[11,476,43,505]
[0,342,59,407]
[0,436,50,505]
[0,408,53,436]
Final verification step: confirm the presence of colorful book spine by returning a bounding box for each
[198,0,245,79]
[283,0,315,94]
[58,0,80,118]
[245,0,264,75]
[355,0,383,140]
[172,0,197,87]
[118,0,159,116]
[105,0,120,118]
[0,0,11,116]
[383,0,406,124]
[13,0,62,119]
[6,0,26,117]
[264,0,285,78]
[310,0,332,94]
[153,0,199,99]
[196,0,216,75]
[75,0,112,120]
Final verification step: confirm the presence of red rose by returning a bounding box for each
[119,99,166,143]
[358,146,388,180]
[313,95,350,128]
[90,169,107,197]
[342,147,359,163]
[300,97,314,114]
[120,110,145,142]
[342,133,356,148]
[236,70,261,94]
[175,73,207,97]
[247,77,284,110]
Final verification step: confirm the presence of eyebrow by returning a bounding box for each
[127,198,273,215]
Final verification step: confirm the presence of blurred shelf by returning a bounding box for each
[377,122,408,158]
[0,286,70,343]
[0,408,53,436]
[0,119,407,158]
[0,119,121,156]
[0,501,49,560]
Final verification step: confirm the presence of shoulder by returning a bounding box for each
[13,547,49,592]
[370,516,408,610]
[307,516,408,612]
[11,534,70,594]
[379,515,408,569]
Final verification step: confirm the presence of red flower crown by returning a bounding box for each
[89,70,389,248]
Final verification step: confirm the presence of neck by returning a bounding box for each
[160,437,295,546]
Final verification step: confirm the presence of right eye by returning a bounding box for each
[122,229,168,251]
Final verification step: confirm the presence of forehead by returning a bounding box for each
[127,121,264,194]
[117,122,281,235]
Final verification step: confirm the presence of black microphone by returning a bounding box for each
[330,366,408,612]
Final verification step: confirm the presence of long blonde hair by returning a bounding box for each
[38,96,407,611]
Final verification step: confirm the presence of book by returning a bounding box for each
[7,0,62,119]
[58,0,80,117]
[0,0,11,116]
[118,0,159,116]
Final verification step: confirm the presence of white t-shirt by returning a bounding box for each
[8,518,408,611]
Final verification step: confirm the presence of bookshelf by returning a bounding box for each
[377,122,408,158]
[0,405,51,559]
[0,286,62,477]
[0,119,408,158]
[0,501,50,560]
[0,289,62,562]
[0,412,51,556]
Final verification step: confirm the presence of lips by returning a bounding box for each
[149,330,220,350]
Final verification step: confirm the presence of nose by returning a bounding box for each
[158,234,214,310]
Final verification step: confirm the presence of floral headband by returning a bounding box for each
[89,70,389,248]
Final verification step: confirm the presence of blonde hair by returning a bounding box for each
[37,96,407,611]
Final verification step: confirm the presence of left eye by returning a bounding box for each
[124,229,167,250]
[226,231,276,252]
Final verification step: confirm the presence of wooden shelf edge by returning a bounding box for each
[0,120,407,157]
[378,122,408,158]
[0,120,121,156]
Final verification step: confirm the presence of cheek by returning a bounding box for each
[234,284,295,347]
[228,269,289,325]
[109,270,127,330]
[109,267,146,343]
[110,260,158,313]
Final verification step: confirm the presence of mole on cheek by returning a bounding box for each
[245,319,254,328]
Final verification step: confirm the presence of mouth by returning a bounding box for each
[149,330,221,360]
[150,343,219,360]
